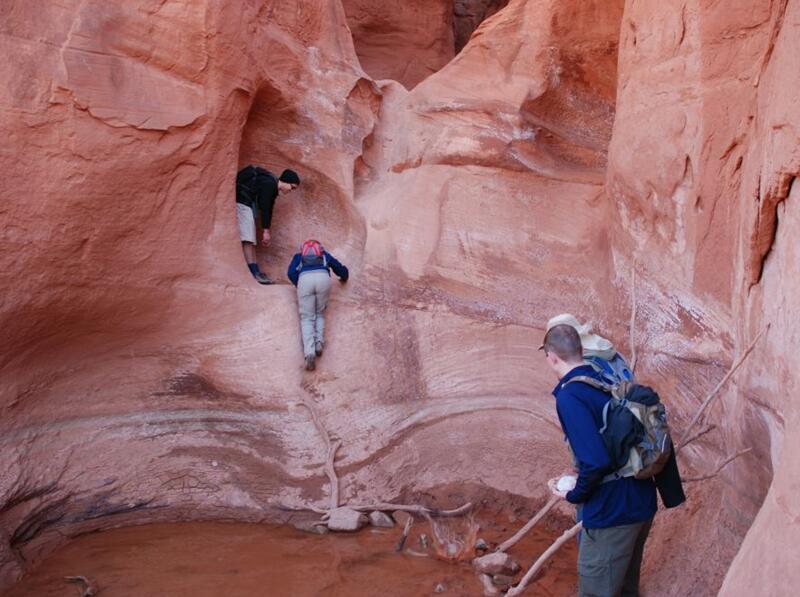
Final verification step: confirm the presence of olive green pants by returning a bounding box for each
[578,518,653,597]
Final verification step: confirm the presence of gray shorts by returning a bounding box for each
[236,203,256,244]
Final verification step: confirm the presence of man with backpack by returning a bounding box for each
[236,165,301,284]
[545,313,634,384]
[287,240,349,371]
[542,323,657,597]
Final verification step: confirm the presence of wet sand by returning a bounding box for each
[6,518,577,596]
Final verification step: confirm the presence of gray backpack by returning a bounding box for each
[567,377,672,481]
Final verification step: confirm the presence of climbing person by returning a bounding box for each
[544,313,633,384]
[542,323,657,597]
[236,165,301,284]
[287,240,349,371]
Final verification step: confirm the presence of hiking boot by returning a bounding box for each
[315,341,324,357]
[253,272,274,285]
[304,355,316,371]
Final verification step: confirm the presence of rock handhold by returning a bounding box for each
[327,507,368,532]
[473,551,520,575]
[478,573,500,596]
[368,511,395,528]
[492,574,515,586]
[392,510,413,526]
[292,520,329,535]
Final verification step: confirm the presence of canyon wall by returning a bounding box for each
[1,0,798,595]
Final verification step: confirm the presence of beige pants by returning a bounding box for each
[297,270,332,357]
[236,203,257,244]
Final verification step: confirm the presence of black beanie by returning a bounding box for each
[279,169,301,185]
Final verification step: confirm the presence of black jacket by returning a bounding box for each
[236,166,279,229]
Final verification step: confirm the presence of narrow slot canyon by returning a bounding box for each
[1,1,798,596]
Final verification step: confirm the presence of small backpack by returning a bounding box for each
[585,353,634,385]
[566,377,672,481]
[297,239,327,271]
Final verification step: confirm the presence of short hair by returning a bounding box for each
[543,324,583,362]
[279,169,301,185]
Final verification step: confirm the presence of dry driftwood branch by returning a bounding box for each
[65,576,96,597]
[629,262,638,374]
[276,503,330,515]
[505,522,583,597]
[349,502,473,518]
[395,516,414,552]
[678,325,769,452]
[326,439,342,510]
[683,448,753,483]
[679,424,717,450]
[299,400,341,510]
[495,496,559,553]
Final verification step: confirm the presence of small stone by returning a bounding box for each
[392,510,413,526]
[211,460,218,467]
[475,538,488,551]
[368,511,395,528]
[434,582,446,593]
[492,574,515,587]
[419,533,429,549]
[478,573,500,596]
[473,552,520,576]
[292,520,329,535]
[327,507,368,532]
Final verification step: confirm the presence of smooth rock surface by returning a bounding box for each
[327,508,369,532]
[473,552,519,576]
[368,511,395,528]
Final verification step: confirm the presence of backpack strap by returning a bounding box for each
[601,463,636,484]
[565,376,636,483]
[564,375,614,393]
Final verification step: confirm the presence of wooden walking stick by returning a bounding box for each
[505,522,583,597]
[495,496,559,553]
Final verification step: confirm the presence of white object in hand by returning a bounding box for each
[556,475,577,492]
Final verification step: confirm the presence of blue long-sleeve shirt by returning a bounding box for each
[287,251,349,286]
[554,365,657,529]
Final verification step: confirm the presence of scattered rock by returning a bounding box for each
[478,573,500,596]
[475,538,489,551]
[392,510,413,526]
[434,582,447,593]
[292,520,329,535]
[368,511,395,528]
[327,507,368,532]
[473,552,520,575]
[492,574,515,586]
[420,533,429,549]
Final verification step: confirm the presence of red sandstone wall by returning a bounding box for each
[1,0,798,594]
[342,0,456,89]
[608,0,800,594]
